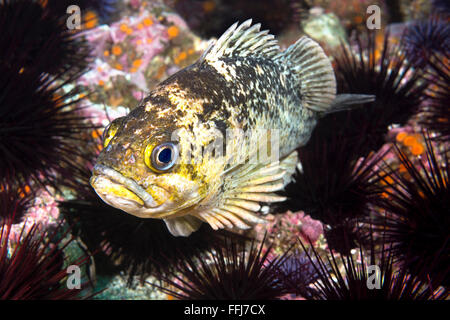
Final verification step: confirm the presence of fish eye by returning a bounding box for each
[144,142,178,172]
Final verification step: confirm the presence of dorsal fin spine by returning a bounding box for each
[200,19,280,62]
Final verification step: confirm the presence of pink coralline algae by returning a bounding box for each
[77,5,206,112]
[9,189,61,244]
[296,212,323,244]
[256,211,323,252]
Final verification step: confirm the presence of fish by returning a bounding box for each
[90,19,374,237]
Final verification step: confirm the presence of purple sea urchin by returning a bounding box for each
[402,15,450,68]
[277,249,318,299]
[420,56,450,141]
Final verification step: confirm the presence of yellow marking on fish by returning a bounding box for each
[106,185,144,205]
[156,107,175,118]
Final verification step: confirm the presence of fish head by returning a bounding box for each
[90,105,207,220]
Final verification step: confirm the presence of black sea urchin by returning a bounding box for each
[330,31,427,156]
[277,123,387,254]
[0,218,92,299]
[0,0,92,77]
[150,236,291,300]
[0,63,93,190]
[0,182,34,224]
[299,233,449,300]
[371,134,450,287]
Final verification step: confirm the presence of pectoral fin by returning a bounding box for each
[197,151,299,232]
[163,215,203,237]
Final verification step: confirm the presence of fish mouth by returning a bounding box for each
[90,164,171,217]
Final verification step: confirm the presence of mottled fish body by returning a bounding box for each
[90,20,372,236]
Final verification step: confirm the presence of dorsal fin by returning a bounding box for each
[278,36,337,112]
[199,19,280,63]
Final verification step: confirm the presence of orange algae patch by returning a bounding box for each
[175,51,187,64]
[167,26,179,39]
[132,59,143,68]
[119,23,133,35]
[143,17,153,27]
[112,45,123,56]
[396,132,407,142]
[410,143,424,156]
[19,185,31,198]
[403,135,416,147]
[120,24,129,33]
[84,11,98,29]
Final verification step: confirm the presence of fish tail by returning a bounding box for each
[277,37,337,113]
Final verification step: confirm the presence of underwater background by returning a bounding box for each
[0,0,448,300]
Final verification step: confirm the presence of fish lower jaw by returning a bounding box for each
[91,164,163,207]
[91,181,175,218]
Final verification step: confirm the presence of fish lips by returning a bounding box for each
[90,164,171,217]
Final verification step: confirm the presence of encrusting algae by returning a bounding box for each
[90,19,374,237]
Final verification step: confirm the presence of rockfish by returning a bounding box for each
[90,20,372,236]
